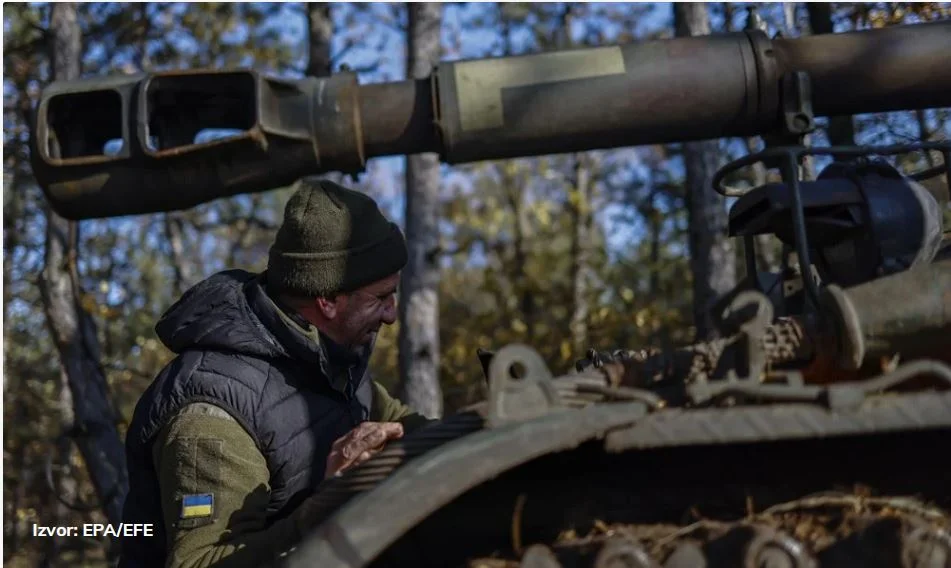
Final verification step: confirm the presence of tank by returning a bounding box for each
[276,153,951,567]
[29,18,951,568]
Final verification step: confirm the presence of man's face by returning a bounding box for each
[328,272,400,348]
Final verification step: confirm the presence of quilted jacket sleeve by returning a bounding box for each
[153,403,304,568]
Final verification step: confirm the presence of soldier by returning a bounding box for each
[118,179,432,567]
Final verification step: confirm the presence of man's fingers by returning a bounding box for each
[343,422,404,457]
[364,426,392,449]
[325,422,406,478]
[343,423,400,460]
[356,421,403,443]
[379,422,404,440]
[330,427,359,452]
[330,422,376,454]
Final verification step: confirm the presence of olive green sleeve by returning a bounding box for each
[153,403,304,568]
[369,381,435,432]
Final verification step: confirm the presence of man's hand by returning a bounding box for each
[324,421,404,478]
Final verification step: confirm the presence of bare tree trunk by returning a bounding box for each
[568,155,593,354]
[675,3,736,341]
[645,192,662,296]
[3,144,25,344]
[502,166,536,341]
[783,3,798,35]
[496,11,535,342]
[306,3,333,77]
[45,7,80,561]
[6,401,28,558]
[398,3,443,419]
[558,4,594,354]
[47,368,79,567]
[40,2,128,539]
[164,214,196,296]
[137,4,199,297]
[916,109,937,168]
[742,138,781,272]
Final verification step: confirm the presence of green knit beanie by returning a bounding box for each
[267,178,407,297]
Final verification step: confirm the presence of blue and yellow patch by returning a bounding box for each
[181,493,214,519]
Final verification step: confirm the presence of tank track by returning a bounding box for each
[466,494,951,568]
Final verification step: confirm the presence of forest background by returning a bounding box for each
[3,2,950,566]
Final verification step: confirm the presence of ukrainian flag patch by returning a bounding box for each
[181,493,214,519]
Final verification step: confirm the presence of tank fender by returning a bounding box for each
[283,402,649,568]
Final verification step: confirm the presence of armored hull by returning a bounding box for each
[286,254,951,567]
[285,348,951,568]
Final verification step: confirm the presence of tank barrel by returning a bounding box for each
[772,20,951,117]
[30,21,951,219]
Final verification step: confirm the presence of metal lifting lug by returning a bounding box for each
[486,344,564,428]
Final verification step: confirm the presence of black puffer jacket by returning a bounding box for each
[119,269,374,566]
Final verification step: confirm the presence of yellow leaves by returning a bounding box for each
[533,322,550,339]
[559,340,572,362]
[368,321,401,389]
[511,319,528,334]
[621,287,635,302]
[16,507,39,524]
[533,202,552,228]
[490,206,508,232]
[635,308,649,328]
[849,2,949,29]
[503,160,520,179]
[567,188,583,209]
[79,292,121,320]
[79,293,97,314]
[442,341,476,368]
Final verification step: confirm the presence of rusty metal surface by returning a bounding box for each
[578,316,817,390]
[31,20,951,220]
